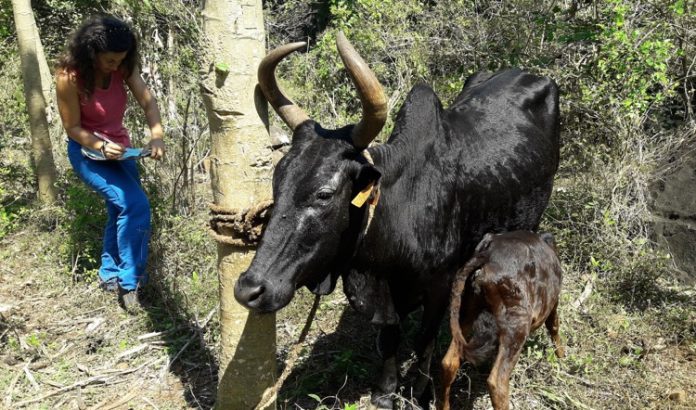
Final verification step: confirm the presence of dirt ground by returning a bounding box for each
[1,224,695,410]
[0,228,217,410]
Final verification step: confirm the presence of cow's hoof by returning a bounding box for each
[370,393,394,410]
[402,397,430,410]
[417,383,434,408]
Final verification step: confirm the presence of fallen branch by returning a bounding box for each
[142,396,160,409]
[23,366,40,391]
[137,328,178,341]
[572,275,595,310]
[87,388,139,410]
[3,368,22,408]
[12,356,165,408]
[85,317,105,334]
[114,343,149,362]
[159,306,217,381]
[41,379,65,389]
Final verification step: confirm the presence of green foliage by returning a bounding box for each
[268,0,429,134]
[0,176,29,240]
[0,0,13,39]
[306,394,359,410]
[582,0,677,121]
[214,62,230,74]
[0,51,29,148]
[61,173,106,274]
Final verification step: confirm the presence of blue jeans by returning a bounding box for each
[68,140,151,290]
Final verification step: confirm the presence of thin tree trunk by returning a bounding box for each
[200,1,276,409]
[12,0,58,205]
[34,19,53,123]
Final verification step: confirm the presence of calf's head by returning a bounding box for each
[233,33,386,313]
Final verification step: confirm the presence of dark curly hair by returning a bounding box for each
[56,15,139,98]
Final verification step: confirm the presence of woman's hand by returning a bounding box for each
[102,140,125,159]
[147,139,165,160]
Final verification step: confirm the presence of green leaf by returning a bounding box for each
[619,356,633,366]
[590,256,600,268]
[215,62,230,74]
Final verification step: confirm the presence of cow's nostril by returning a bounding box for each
[247,285,265,303]
[234,276,268,309]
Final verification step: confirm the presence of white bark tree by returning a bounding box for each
[200,0,276,408]
[11,0,57,204]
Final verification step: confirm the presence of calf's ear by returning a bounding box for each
[540,232,556,247]
[540,232,558,252]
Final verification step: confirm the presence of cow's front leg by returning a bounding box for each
[411,288,449,406]
[371,324,400,409]
[412,340,435,407]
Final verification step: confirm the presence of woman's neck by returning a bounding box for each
[94,72,112,89]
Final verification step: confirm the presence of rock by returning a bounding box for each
[649,148,696,283]
[0,303,12,312]
[651,155,696,216]
[2,355,19,366]
[668,389,686,403]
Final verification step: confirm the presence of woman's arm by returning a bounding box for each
[126,66,165,160]
[56,71,125,158]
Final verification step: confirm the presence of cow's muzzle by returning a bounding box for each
[233,272,292,313]
[234,275,265,310]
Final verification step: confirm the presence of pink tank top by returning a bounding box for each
[79,70,130,147]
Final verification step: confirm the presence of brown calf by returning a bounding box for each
[440,231,564,410]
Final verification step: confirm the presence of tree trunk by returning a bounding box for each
[34,18,53,123]
[200,1,276,409]
[12,0,58,205]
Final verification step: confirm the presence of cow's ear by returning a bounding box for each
[354,163,381,191]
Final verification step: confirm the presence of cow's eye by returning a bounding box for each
[316,189,334,201]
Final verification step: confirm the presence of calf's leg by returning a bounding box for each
[439,299,479,410]
[439,339,461,410]
[545,302,564,358]
[487,319,528,410]
[413,298,447,398]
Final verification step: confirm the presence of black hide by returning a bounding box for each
[234,68,560,407]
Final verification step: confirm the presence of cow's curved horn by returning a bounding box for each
[258,42,310,131]
[336,32,387,149]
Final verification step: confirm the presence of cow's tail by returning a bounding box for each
[449,237,498,366]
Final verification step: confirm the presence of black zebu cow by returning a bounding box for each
[234,33,560,408]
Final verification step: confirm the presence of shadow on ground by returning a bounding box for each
[277,305,378,408]
[141,244,219,409]
[275,302,491,409]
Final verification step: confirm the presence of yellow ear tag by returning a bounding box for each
[351,182,374,207]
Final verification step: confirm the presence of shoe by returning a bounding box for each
[99,277,119,292]
[118,287,142,314]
